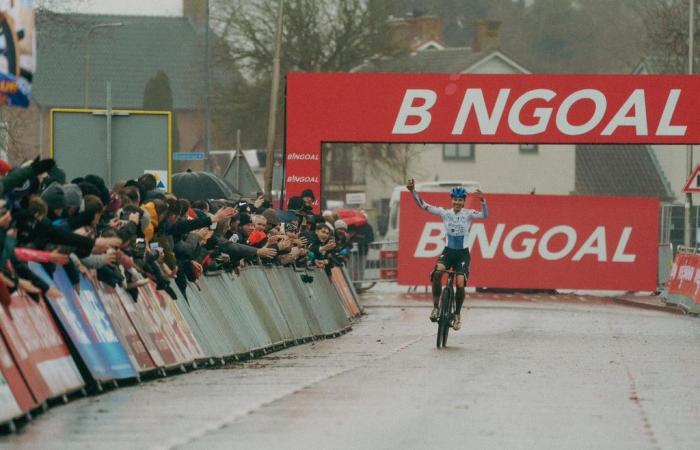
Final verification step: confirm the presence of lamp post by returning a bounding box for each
[84,22,123,108]
[686,0,695,247]
[264,0,284,202]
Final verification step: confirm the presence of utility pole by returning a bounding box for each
[686,0,695,247]
[204,0,212,171]
[264,0,284,202]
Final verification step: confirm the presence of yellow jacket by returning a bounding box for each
[142,202,160,243]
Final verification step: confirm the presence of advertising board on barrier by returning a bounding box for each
[76,276,136,379]
[665,252,700,309]
[0,371,22,422]
[30,263,112,381]
[98,285,157,373]
[0,295,52,403]
[9,293,84,395]
[398,193,658,291]
[0,333,33,415]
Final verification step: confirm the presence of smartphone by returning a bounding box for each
[280,222,286,234]
[149,242,160,250]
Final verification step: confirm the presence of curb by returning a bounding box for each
[610,297,687,315]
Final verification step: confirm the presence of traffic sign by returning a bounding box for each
[173,152,205,161]
[345,192,366,205]
[683,165,700,193]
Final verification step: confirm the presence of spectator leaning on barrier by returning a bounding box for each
[0,155,350,310]
[332,219,352,263]
[308,221,335,270]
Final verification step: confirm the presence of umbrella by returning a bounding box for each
[172,170,240,201]
[336,208,368,227]
[276,209,300,224]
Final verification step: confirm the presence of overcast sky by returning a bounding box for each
[52,0,182,16]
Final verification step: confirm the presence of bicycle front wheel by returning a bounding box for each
[436,287,452,348]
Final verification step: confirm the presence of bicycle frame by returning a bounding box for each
[435,269,457,348]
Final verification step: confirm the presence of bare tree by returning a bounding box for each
[364,143,425,186]
[212,0,391,77]
[638,0,697,73]
[209,0,394,149]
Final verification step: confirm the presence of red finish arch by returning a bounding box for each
[284,72,700,209]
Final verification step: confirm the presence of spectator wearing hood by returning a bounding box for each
[301,189,315,210]
[62,184,83,215]
[237,213,254,242]
[40,183,66,221]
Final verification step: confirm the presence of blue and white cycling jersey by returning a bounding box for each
[411,190,488,250]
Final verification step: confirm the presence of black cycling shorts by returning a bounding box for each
[436,247,471,276]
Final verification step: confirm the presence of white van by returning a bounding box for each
[383,180,482,243]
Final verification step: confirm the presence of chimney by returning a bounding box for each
[389,11,445,51]
[183,0,207,24]
[473,20,501,53]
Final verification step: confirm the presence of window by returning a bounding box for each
[519,143,539,154]
[443,143,475,161]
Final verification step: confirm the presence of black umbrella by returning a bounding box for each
[172,170,240,201]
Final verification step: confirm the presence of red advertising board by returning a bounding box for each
[284,73,700,210]
[0,332,34,414]
[4,293,83,397]
[666,252,700,303]
[97,284,157,373]
[398,193,658,291]
[0,298,52,403]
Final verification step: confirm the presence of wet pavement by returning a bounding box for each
[1,291,699,450]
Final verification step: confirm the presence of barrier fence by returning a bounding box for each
[0,264,361,430]
[663,246,700,314]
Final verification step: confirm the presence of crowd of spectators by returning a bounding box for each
[0,159,371,303]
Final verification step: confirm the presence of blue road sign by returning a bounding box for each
[173,152,205,161]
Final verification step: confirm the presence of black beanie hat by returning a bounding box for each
[40,184,66,210]
[238,213,252,227]
[287,196,304,211]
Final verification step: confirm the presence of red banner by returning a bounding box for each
[398,193,658,291]
[97,284,157,372]
[0,332,34,414]
[666,252,700,303]
[284,73,700,209]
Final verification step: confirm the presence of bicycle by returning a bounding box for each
[435,269,456,348]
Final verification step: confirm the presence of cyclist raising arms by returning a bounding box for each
[406,179,489,330]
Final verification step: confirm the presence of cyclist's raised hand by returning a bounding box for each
[406,178,415,192]
[472,189,485,200]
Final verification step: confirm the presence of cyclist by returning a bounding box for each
[406,179,488,330]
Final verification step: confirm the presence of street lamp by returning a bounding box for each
[84,22,123,108]
[686,0,695,247]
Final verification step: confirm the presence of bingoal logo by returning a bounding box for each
[414,222,636,263]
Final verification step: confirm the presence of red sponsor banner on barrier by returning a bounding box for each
[136,283,191,365]
[0,333,34,415]
[113,286,168,368]
[667,252,700,303]
[398,193,658,291]
[98,284,157,373]
[0,298,51,403]
[154,290,205,360]
[284,73,700,209]
[4,293,83,397]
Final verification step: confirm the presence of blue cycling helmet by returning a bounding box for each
[450,186,467,199]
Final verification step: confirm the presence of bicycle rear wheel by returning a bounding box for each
[436,287,452,348]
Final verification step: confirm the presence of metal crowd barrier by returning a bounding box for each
[662,245,700,314]
[347,241,398,292]
[0,263,360,430]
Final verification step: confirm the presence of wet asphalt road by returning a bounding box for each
[1,292,699,450]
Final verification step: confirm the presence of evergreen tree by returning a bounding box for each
[143,70,180,152]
